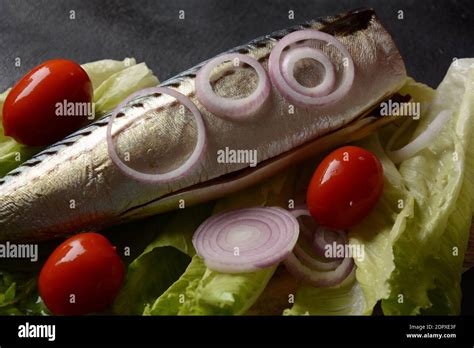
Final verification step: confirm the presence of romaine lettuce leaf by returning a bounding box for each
[0,90,42,177]
[381,59,474,315]
[112,204,213,315]
[348,134,415,314]
[146,253,276,315]
[113,246,190,315]
[0,271,48,315]
[349,60,474,315]
[283,277,367,315]
[280,131,409,316]
[93,62,158,115]
[144,256,207,315]
[82,58,137,90]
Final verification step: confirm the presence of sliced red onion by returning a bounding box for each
[195,53,271,120]
[387,109,452,164]
[106,87,206,183]
[291,208,346,259]
[290,208,314,239]
[269,29,354,107]
[286,208,354,287]
[192,207,299,273]
[281,46,336,97]
[293,244,342,271]
[284,251,355,288]
[313,226,346,259]
[291,208,344,271]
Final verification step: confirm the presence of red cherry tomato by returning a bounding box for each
[39,232,124,315]
[306,146,384,230]
[2,59,93,146]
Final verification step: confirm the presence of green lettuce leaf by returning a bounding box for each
[0,271,48,315]
[112,204,214,315]
[93,62,159,115]
[283,277,367,315]
[82,58,137,90]
[348,59,474,315]
[381,59,474,315]
[0,90,42,177]
[347,133,415,314]
[144,256,207,315]
[113,246,190,315]
[146,255,276,316]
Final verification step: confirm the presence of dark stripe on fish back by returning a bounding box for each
[322,8,374,36]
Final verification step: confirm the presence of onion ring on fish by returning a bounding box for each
[281,46,336,97]
[269,30,354,107]
[196,53,271,120]
[106,87,206,183]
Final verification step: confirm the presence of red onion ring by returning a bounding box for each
[386,109,452,164]
[106,87,206,183]
[290,209,343,271]
[291,208,345,259]
[290,208,314,239]
[293,244,342,271]
[281,46,336,97]
[286,208,354,287]
[284,252,355,288]
[195,53,271,120]
[269,30,354,107]
[313,226,346,259]
[192,207,299,273]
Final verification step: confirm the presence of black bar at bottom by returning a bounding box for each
[0,315,472,345]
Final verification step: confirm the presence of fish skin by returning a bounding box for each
[0,9,406,242]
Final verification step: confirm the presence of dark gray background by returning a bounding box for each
[1,0,473,90]
[0,0,473,314]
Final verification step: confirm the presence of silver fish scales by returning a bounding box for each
[0,9,406,241]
